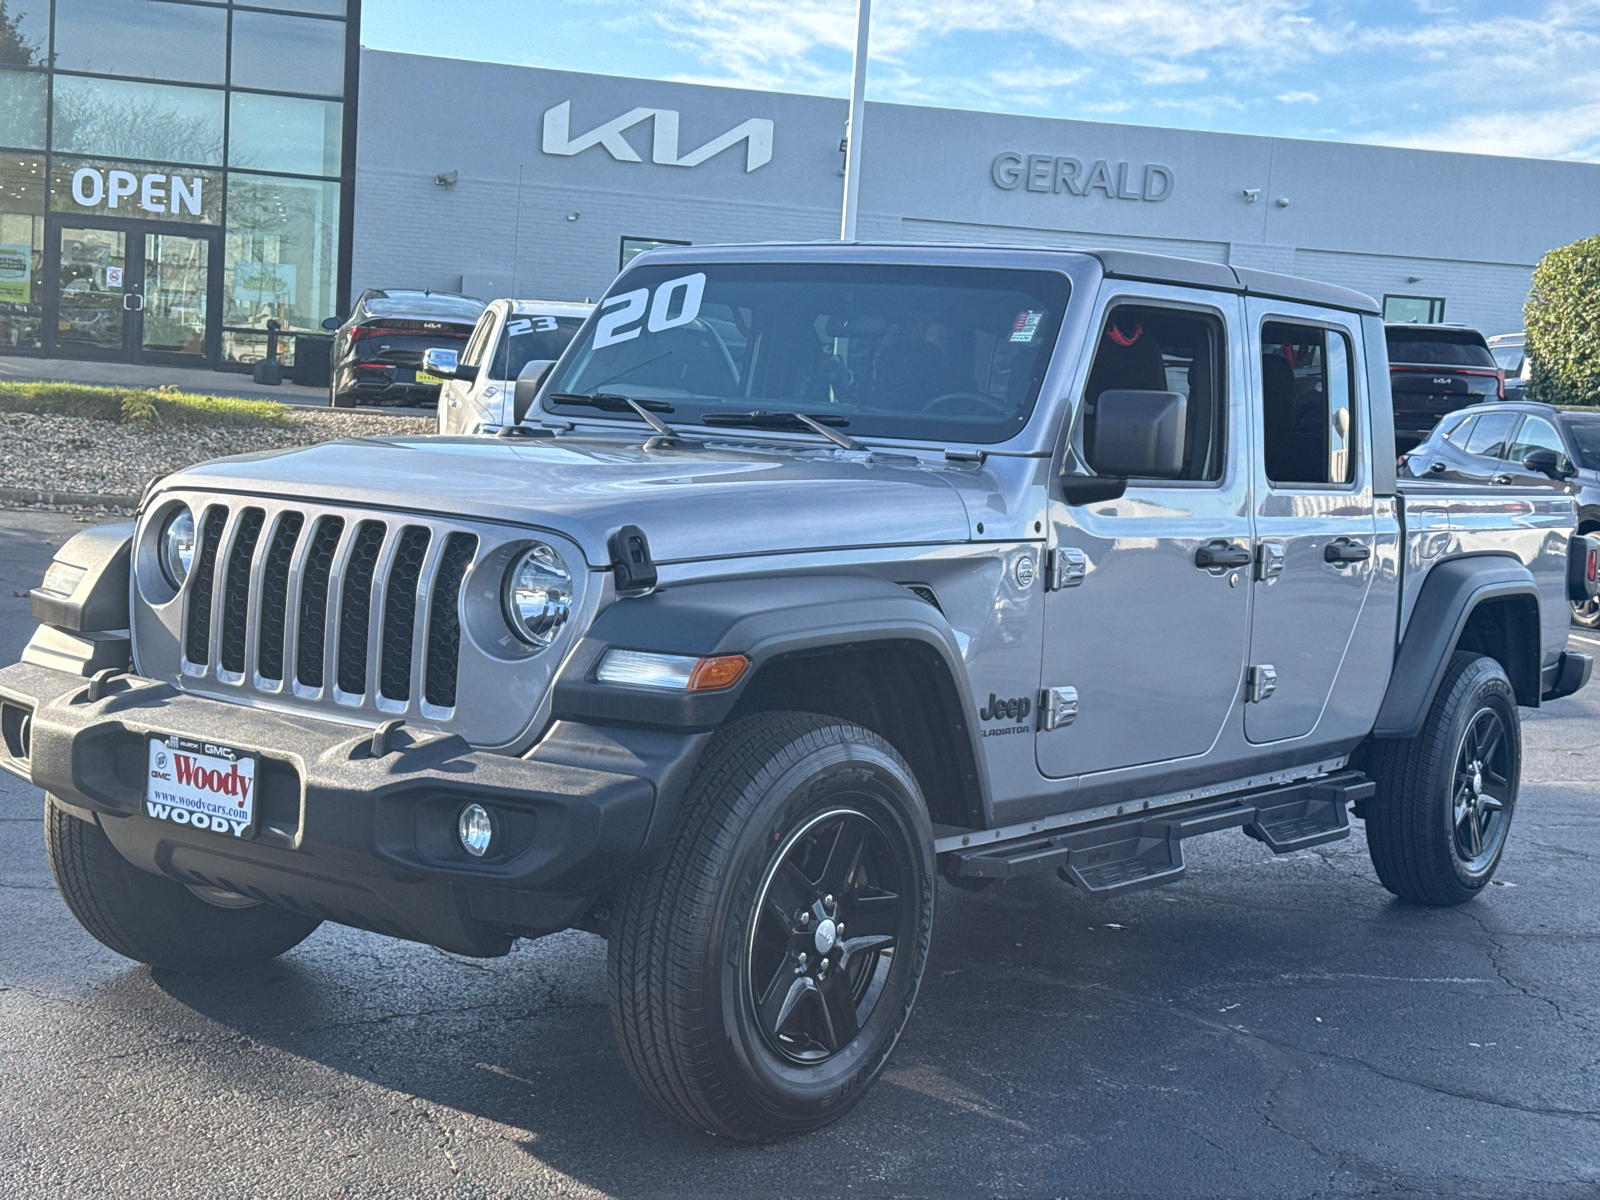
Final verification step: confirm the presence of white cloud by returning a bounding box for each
[1139,61,1210,85]
[1374,100,1600,161]
[1275,90,1320,103]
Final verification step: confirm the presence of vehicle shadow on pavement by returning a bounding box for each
[114,822,1600,1198]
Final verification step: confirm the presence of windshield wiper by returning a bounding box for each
[546,392,684,442]
[700,410,864,452]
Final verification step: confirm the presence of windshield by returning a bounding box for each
[543,262,1070,444]
[1386,329,1495,368]
[1566,421,1600,470]
[492,315,587,380]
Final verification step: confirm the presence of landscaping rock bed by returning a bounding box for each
[0,410,434,512]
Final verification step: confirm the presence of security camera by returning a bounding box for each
[435,170,458,187]
[1242,188,1260,203]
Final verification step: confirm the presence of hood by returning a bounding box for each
[158,434,981,566]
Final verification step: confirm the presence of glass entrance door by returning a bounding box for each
[55,226,128,359]
[50,221,220,365]
[141,233,210,361]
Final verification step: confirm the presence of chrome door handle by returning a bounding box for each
[1492,473,1513,485]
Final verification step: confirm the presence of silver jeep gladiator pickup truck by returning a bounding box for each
[3,244,1595,1141]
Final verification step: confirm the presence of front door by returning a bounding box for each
[1038,287,1252,784]
[1245,300,1378,744]
[49,219,220,366]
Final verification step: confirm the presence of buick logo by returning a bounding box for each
[155,751,168,770]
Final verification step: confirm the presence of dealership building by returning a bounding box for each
[1,0,1597,372]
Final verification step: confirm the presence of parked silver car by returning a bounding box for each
[428,299,593,435]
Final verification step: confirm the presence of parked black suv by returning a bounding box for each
[326,289,486,408]
[1387,324,1502,452]
[1401,400,1600,625]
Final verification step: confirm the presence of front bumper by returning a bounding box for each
[0,660,698,955]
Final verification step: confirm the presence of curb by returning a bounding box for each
[0,485,139,510]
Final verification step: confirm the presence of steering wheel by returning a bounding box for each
[921,390,1012,416]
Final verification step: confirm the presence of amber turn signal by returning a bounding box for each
[688,655,749,691]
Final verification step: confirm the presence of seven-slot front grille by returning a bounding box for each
[179,505,478,715]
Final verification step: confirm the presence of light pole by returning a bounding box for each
[839,0,870,241]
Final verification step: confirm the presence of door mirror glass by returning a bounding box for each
[513,358,557,424]
[1089,389,1188,479]
[321,316,340,331]
[421,347,460,379]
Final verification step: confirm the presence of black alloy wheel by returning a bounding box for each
[607,712,934,1141]
[748,808,904,1064]
[1451,707,1513,869]
[1363,651,1521,905]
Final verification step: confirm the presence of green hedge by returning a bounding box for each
[0,382,292,427]
[1525,233,1600,407]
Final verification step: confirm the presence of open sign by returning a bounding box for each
[70,167,204,216]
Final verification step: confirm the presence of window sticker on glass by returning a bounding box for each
[508,316,558,336]
[1010,310,1044,343]
[593,272,706,349]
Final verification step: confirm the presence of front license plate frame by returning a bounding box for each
[145,734,258,839]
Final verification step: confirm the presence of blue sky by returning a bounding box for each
[364,0,1600,161]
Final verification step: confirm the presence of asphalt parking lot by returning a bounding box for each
[1,507,1596,1200]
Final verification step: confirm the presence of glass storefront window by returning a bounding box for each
[53,0,227,85]
[228,93,342,176]
[52,76,224,165]
[230,11,345,97]
[0,2,50,68]
[0,67,46,149]
[250,0,345,14]
[50,155,222,222]
[0,154,45,349]
[224,172,338,336]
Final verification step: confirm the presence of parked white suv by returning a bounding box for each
[429,299,593,435]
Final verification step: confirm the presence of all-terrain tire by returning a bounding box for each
[1364,652,1520,905]
[45,796,322,972]
[607,712,935,1141]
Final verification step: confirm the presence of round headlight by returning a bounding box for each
[159,508,196,588]
[502,542,572,649]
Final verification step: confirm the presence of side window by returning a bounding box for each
[1081,303,1226,482]
[1506,416,1569,468]
[1260,322,1356,486]
[1442,413,1477,449]
[1464,411,1518,458]
[459,310,497,370]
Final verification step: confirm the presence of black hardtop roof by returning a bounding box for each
[626,240,1381,317]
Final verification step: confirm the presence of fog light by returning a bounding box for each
[457,803,493,857]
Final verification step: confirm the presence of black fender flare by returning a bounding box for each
[550,573,991,826]
[1372,555,1540,740]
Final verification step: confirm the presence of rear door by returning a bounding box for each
[1246,300,1379,744]
[1457,410,1521,485]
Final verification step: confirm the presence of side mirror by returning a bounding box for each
[422,347,466,381]
[321,316,340,332]
[1522,448,1574,479]
[1090,389,1188,479]
[512,359,558,424]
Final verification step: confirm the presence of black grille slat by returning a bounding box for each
[337,521,387,695]
[256,512,304,682]
[379,527,432,702]
[295,516,345,688]
[218,508,266,675]
[424,533,477,709]
[183,507,229,665]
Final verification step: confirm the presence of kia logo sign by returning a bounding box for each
[71,167,204,216]
[542,101,773,173]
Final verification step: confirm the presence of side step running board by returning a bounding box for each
[946,771,1374,897]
